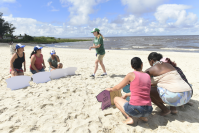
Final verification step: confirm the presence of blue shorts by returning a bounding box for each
[124,102,153,118]
[30,68,45,74]
[157,87,192,106]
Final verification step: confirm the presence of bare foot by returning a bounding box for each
[139,117,148,122]
[170,106,178,114]
[123,117,134,125]
[160,110,171,116]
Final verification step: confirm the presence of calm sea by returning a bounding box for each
[42,35,199,53]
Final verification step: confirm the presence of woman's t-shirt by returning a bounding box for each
[48,55,59,68]
[93,36,105,55]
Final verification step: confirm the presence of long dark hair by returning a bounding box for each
[30,50,37,58]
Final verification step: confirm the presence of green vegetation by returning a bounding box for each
[0,36,91,43]
[0,12,16,38]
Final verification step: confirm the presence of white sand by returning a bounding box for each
[0,43,199,133]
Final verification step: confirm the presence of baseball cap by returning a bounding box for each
[91,28,100,33]
[50,49,55,55]
[34,46,43,51]
[16,43,25,49]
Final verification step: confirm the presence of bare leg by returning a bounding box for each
[11,71,18,77]
[114,97,134,125]
[57,63,63,68]
[150,86,171,116]
[18,72,24,76]
[170,106,178,114]
[93,59,99,74]
[99,60,106,73]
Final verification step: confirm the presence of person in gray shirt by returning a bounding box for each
[48,49,63,71]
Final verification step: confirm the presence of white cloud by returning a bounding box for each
[47,1,52,6]
[0,0,16,3]
[60,0,109,25]
[0,7,10,15]
[121,0,164,15]
[154,4,198,27]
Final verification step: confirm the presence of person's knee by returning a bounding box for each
[99,60,103,65]
[95,60,99,64]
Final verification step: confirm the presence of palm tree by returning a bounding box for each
[7,23,16,36]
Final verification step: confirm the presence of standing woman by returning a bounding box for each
[89,28,107,77]
[10,43,26,77]
[30,46,46,74]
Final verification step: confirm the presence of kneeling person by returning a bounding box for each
[48,49,63,71]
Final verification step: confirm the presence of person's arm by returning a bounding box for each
[23,53,26,72]
[31,55,39,72]
[10,53,17,71]
[48,62,56,69]
[55,55,60,62]
[43,59,46,69]
[89,44,101,50]
[106,73,134,91]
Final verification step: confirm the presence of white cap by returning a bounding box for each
[50,49,55,55]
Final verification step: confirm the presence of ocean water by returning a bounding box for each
[42,35,199,53]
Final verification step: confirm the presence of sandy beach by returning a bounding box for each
[0,43,199,133]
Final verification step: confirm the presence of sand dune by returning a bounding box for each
[0,44,199,133]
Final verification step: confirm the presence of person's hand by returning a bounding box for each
[121,94,127,99]
[24,68,26,72]
[89,47,92,50]
[106,88,112,91]
[36,70,39,73]
[43,66,46,69]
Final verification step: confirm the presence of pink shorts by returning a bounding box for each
[10,68,24,74]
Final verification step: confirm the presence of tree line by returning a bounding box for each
[0,12,16,39]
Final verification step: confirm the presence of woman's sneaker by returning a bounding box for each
[90,74,95,78]
[101,73,107,76]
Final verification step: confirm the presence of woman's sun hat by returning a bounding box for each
[91,28,100,33]
[16,43,25,49]
[34,46,43,51]
[50,49,56,55]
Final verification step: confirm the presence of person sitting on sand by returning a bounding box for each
[48,49,63,71]
[89,28,107,78]
[106,57,153,125]
[30,46,46,74]
[145,52,192,116]
[10,43,26,77]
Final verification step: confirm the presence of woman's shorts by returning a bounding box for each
[30,67,45,74]
[124,102,153,118]
[157,87,192,106]
[10,68,23,74]
[96,54,105,61]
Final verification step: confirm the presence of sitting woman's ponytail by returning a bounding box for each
[30,50,36,58]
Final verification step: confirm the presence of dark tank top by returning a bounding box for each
[13,52,25,69]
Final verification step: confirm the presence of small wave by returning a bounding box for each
[132,46,146,48]
[160,48,199,51]
[121,48,129,50]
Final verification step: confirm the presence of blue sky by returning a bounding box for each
[0,0,199,37]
